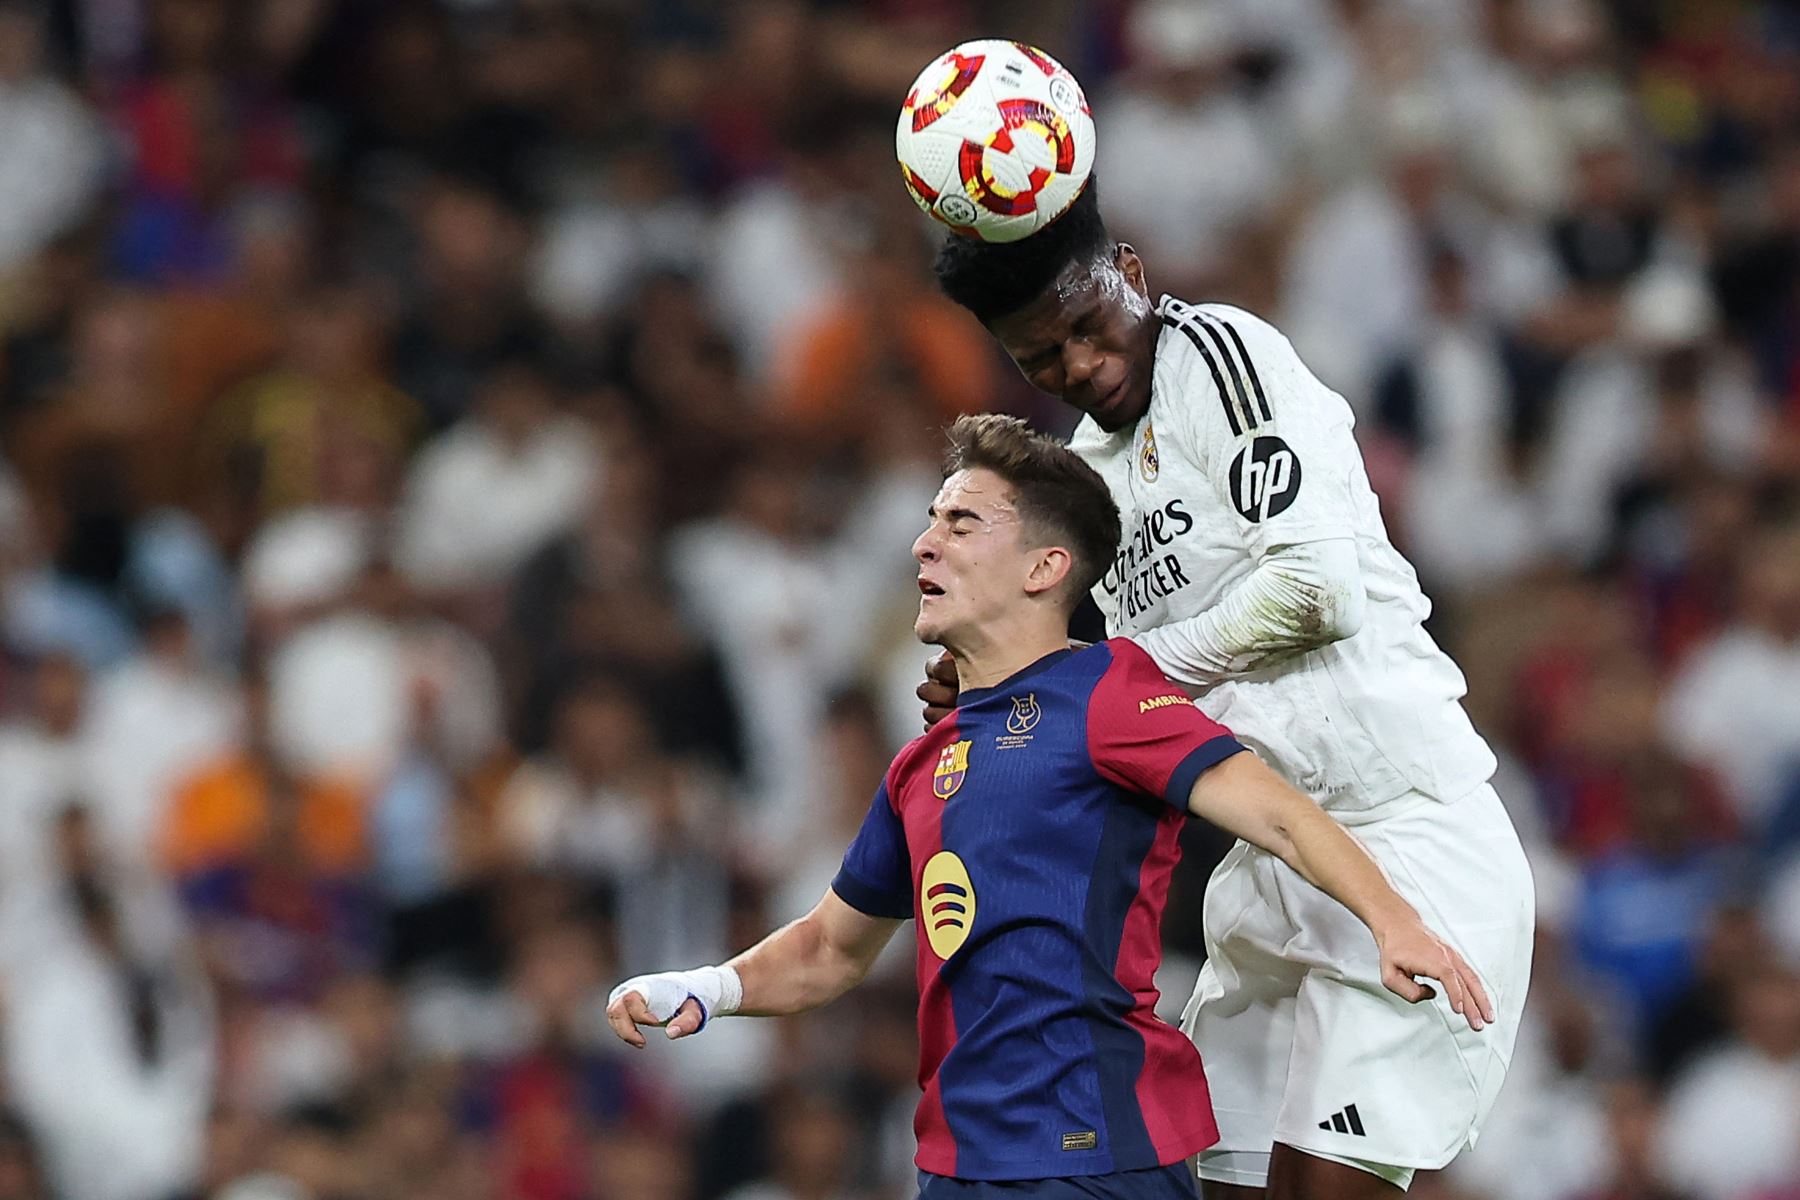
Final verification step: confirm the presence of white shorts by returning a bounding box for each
[1183,784,1535,1191]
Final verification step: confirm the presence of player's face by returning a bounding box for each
[911,468,1037,647]
[988,244,1158,432]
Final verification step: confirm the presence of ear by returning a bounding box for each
[1023,546,1075,599]
[1116,243,1147,298]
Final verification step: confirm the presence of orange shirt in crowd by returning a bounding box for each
[774,292,995,427]
[160,755,368,877]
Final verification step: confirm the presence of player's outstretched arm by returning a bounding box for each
[1186,753,1497,1031]
[605,888,903,1048]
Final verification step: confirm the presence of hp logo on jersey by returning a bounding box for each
[1228,435,1303,522]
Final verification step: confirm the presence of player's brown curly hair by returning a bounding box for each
[942,413,1121,605]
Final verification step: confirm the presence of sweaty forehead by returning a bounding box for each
[935,468,1020,520]
[993,261,1107,347]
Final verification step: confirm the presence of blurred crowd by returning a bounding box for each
[0,0,1797,1199]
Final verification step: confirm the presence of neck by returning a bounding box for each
[943,612,1071,692]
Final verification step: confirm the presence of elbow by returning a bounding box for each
[1288,576,1363,651]
[1307,540,1367,646]
[1263,819,1302,871]
[1317,580,1365,644]
[1270,539,1364,651]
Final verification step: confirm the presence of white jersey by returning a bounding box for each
[1070,296,1497,816]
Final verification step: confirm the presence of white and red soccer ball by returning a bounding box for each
[896,39,1096,243]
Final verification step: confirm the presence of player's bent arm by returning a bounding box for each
[605,888,902,1047]
[1185,751,1497,1030]
[1133,537,1365,690]
[729,887,903,1016]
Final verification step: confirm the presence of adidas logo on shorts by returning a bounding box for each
[1318,1104,1366,1136]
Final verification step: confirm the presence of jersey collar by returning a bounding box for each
[956,647,1075,709]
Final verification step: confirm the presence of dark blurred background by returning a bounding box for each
[0,1,1797,1198]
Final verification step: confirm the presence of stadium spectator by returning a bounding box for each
[720,1084,876,1200]
[1580,1077,1694,1200]
[265,558,502,785]
[1573,750,1735,1029]
[0,805,214,1200]
[158,668,364,886]
[1655,965,1800,1200]
[1098,0,1290,294]
[390,173,547,431]
[772,205,996,436]
[0,0,107,274]
[0,653,91,887]
[1369,239,1546,588]
[196,281,419,522]
[395,357,600,596]
[1663,520,1800,830]
[83,607,242,864]
[466,920,669,1200]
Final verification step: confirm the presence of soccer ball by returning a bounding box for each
[896,40,1096,243]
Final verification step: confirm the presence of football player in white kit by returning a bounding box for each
[917,185,1535,1200]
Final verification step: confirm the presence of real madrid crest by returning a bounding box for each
[933,740,971,799]
[1140,421,1160,482]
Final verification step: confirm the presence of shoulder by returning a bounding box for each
[1154,297,1297,435]
[1084,638,1191,702]
[1067,413,1117,459]
[1159,296,1352,440]
[1157,297,1292,356]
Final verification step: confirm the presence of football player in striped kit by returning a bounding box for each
[607,415,1490,1200]
[919,185,1535,1200]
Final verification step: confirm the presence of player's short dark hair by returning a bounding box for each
[932,181,1113,325]
[943,413,1120,608]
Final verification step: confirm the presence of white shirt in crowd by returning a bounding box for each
[240,506,376,614]
[704,179,842,385]
[0,718,88,892]
[1654,1042,1800,1200]
[0,871,214,1200]
[397,414,600,591]
[268,611,502,785]
[1538,345,1764,567]
[1098,74,1288,285]
[0,70,106,270]
[1662,627,1800,827]
[1442,1001,1611,1200]
[668,474,927,848]
[497,758,655,881]
[82,650,242,864]
[1392,311,1546,588]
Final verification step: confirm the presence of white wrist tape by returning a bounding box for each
[607,964,743,1032]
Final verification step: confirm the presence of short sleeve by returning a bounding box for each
[831,782,914,919]
[1087,639,1247,809]
[1161,300,1360,557]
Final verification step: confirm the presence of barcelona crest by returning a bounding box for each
[934,740,972,799]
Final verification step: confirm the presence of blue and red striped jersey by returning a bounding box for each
[831,639,1246,1181]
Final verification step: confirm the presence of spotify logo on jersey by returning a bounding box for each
[921,852,976,959]
[1229,436,1302,523]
